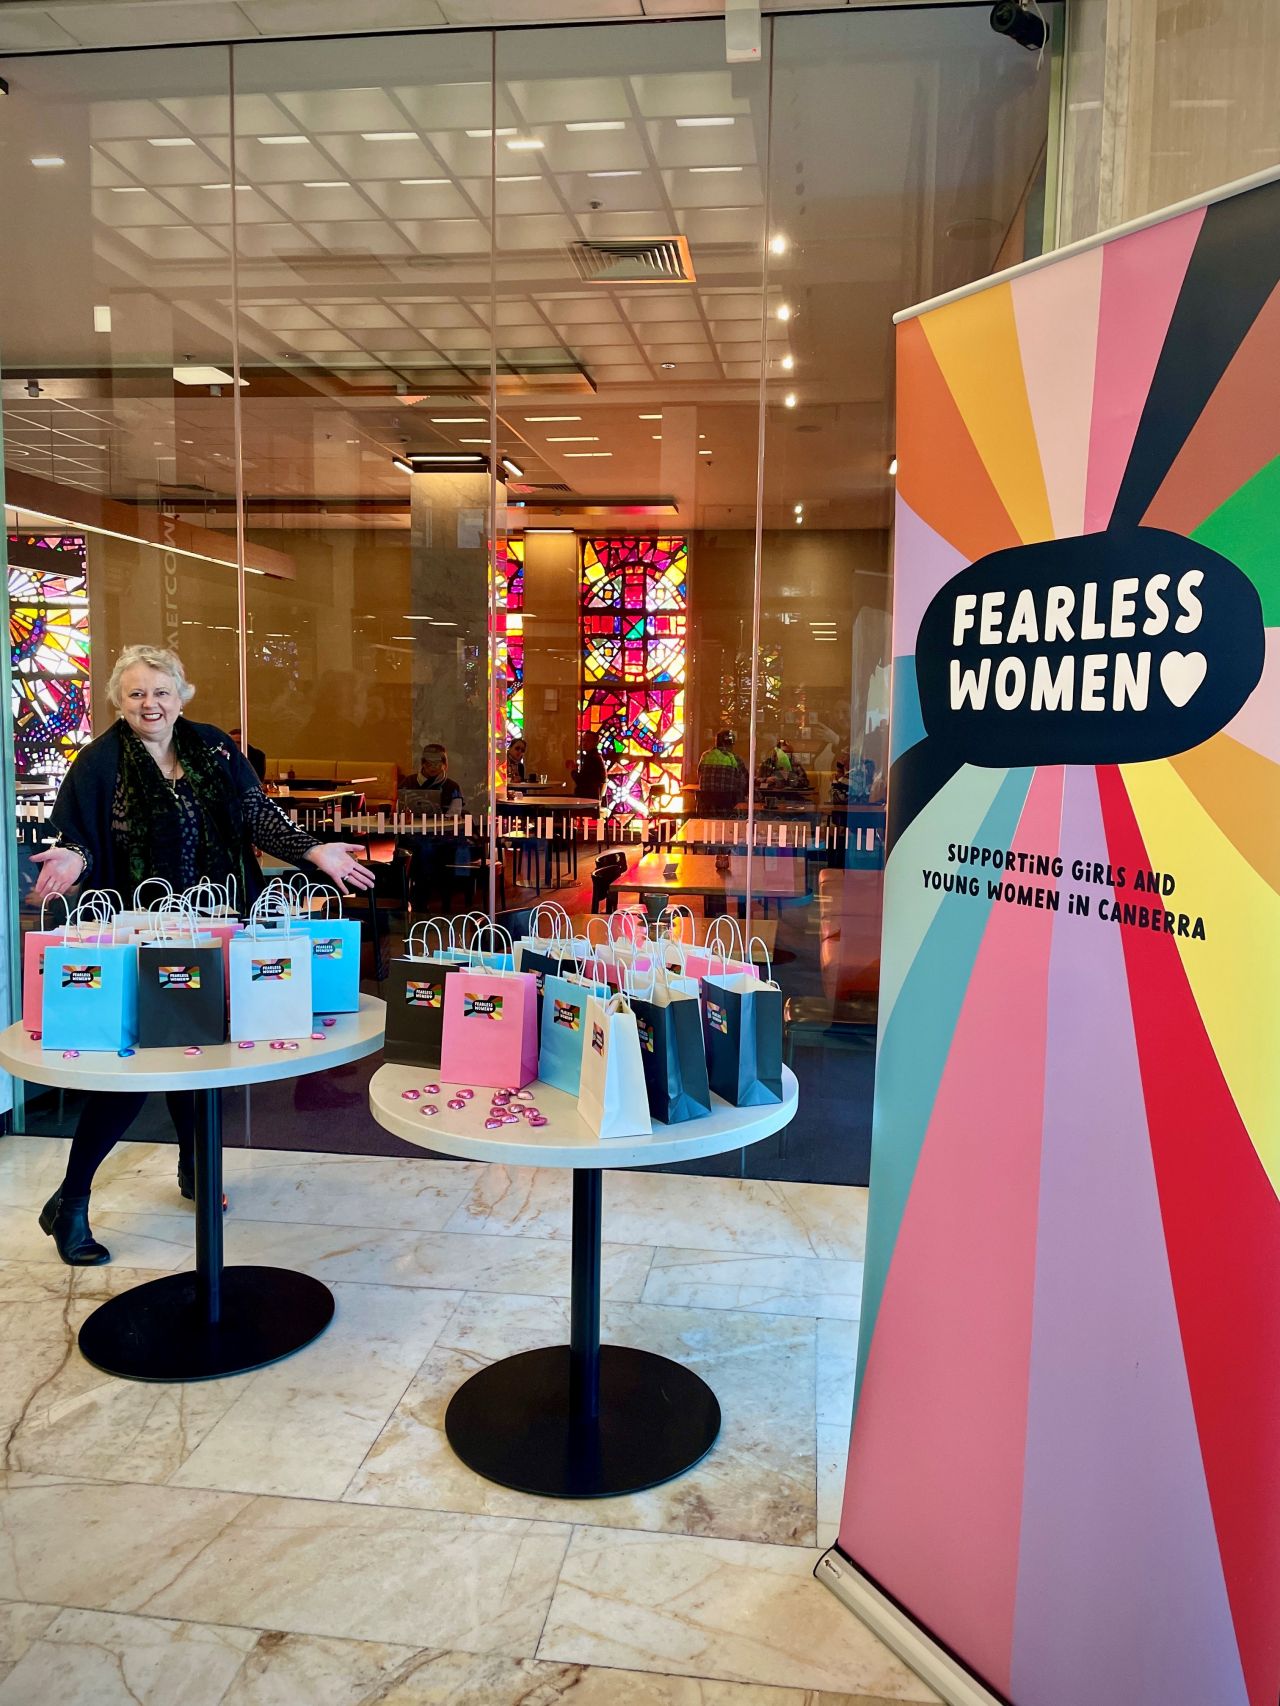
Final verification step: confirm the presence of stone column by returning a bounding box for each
[409,470,493,808]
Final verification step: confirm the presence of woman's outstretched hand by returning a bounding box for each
[31,846,86,901]
[303,841,376,895]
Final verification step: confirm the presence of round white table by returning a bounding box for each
[0,996,386,1383]
[368,1062,798,1499]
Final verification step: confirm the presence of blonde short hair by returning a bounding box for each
[107,645,196,710]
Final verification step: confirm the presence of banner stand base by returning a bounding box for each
[814,1547,1005,1706]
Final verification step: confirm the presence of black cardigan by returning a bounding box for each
[50,718,272,903]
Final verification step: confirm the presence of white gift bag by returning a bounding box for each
[229,889,314,1041]
[577,981,653,1140]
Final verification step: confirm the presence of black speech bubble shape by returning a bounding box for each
[914,526,1265,769]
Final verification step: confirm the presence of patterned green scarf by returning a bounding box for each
[117,719,250,898]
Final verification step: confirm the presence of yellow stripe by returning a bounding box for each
[920,283,1055,545]
[1121,758,1280,1196]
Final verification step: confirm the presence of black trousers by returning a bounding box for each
[62,1090,197,1197]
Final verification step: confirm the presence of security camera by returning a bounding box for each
[989,0,1047,50]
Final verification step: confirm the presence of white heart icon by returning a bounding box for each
[1159,650,1207,708]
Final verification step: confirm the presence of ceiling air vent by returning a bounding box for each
[568,235,695,286]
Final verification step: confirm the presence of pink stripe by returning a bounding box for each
[840,766,1063,1697]
[1013,246,1104,539]
[892,494,969,656]
[1224,630,1280,763]
[1085,207,1205,532]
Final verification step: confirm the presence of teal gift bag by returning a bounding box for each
[300,888,362,1014]
[42,916,139,1052]
[539,953,608,1095]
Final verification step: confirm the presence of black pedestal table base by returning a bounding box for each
[444,1167,722,1498]
[77,1084,335,1382]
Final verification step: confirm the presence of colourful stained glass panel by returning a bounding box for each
[578,536,687,817]
[496,537,525,746]
[7,534,92,781]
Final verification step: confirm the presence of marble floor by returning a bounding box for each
[0,1134,935,1706]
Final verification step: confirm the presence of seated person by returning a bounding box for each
[507,737,528,783]
[696,728,749,814]
[758,734,808,791]
[569,732,608,799]
[398,742,464,815]
[228,726,266,782]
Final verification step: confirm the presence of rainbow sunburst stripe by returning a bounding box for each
[840,175,1280,1706]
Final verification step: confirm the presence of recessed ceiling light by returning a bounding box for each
[690,165,743,174]
[587,169,641,179]
[794,503,803,514]
[546,435,598,442]
[776,303,792,321]
[652,434,662,441]
[459,437,493,444]
[173,365,246,387]
[110,185,147,194]
[361,131,417,142]
[93,305,111,333]
[303,180,349,188]
[500,174,541,183]
[524,415,580,422]
[399,177,448,186]
[431,416,485,424]
[563,451,612,458]
[699,449,712,456]
[258,135,309,145]
[660,362,676,371]
[781,354,794,371]
[506,138,545,152]
[148,137,195,148]
[888,456,898,476]
[676,116,735,128]
[795,514,804,524]
[31,156,65,168]
[638,413,662,420]
[769,233,788,255]
[784,392,797,409]
[566,120,625,132]
[202,182,249,190]
[466,128,516,139]
[501,456,524,478]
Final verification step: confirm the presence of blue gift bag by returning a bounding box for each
[42,931,139,1052]
[539,967,607,1094]
[302,910,362,1013]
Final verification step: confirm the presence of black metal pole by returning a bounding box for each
[193,1087,223,1327]
[569,1167,603,1423]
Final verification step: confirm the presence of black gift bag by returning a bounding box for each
[383,955,451,1068]
[633,986,712,1125]
[702,970,784,1107]
[137,940,227,1048]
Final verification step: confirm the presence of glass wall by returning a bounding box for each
[0,8,1058,1179]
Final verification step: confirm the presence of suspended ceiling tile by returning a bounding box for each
[274,329,362,351]
[52,3,257,46]
[301,219,413,254]
[395,301,483,329]
[722,359,763,379]
[578,345,646,365]
[628,69,748,123]
[164,185,283,222]
[428,325,491,349]
[94,137,231,183]
[501,77,631,126]
[553,320,633,347]
[361,180,476,221]
[681,206,764,245]
[441,0,643,21]
[534,295,621,325]
[392,217,488,254]
[708,318,764,342]
[269,183,386,220]
[158,96,234,133]
[496,212,580,249]
[234,220,321,256]
[637,340,712,362]
[245,304,331,329]
[391,80,494,132]
[0,11,80,50]
[117,224,228,261]
[236,138,337,179]
[321,136,448,178]
[619,293,701,322]
[493,180,563,215]
[319,303,411,330]
[244,0,448,31]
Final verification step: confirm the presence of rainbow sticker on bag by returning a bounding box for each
[405,980,442,1009]
[62,964,101,990]
[251,958,291,982]
[705,999,728,1036]
[464,993,503,1021]
[159,965,200,991]
[637,1015,655,1054]
[553,999,581,1031]
[314,937,343,960]
[591,1021,605,1054]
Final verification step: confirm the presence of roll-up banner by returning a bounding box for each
[825,171,1280,1706]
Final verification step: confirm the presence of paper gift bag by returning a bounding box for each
[383,919,456,1068]
[513,901,574,972]
[137,913,227,1048]
[22,894,74,1033]
[440,929,538,1088]
[684,914,760,985]
[297,886,361,1013]
[229,892,313,1041]
[702,938,783,1107]
[538,958,607,1095]
[42,917,139,1052]
[578,987,652,1140]
[182,879,243,984]
[630,946,712,1125]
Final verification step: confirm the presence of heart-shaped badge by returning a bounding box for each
[1159,650,1207,708]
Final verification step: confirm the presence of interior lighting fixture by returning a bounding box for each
[466,128,516,139]
[888,456,898,476]
[769,233,788,255]
[111,185,146,194]
[567,120,625,132]
[258,135,309,145]
[393,452,486,473]
[563,451,612,458]
[202,183,249,190]
[661,362,677,371]
[93,306,112,334]
[399,177,448,185]
[638,413,662,420]
[459,437,493,444]
[546,435,598,442]
[783,392,797,408]
[795,513,804,523]
[524,415,580,422]
[31,155,65,167]
[303,180,349,188]
[500,175,541,183]
[431,416,484,424]
[699,449,713,456]
[506,138,545,151]
[652,435,662,441]
[501,456,524,478]
[148,137,195,147]
[776,303,792,321]
[676,116,735,127]
[794,503,803,514]
[173,365,246,387]
[588,169,641,178]
[361,131,417,142]
[781,354,795,371]
[690,165,742,174]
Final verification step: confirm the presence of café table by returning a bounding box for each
[369,1062,798,1498]
[617,850,808,916]
[0,997,385,1382]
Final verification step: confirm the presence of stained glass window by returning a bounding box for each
[7,534,92,781]
[497,536,525,748]
[579,536,687,817]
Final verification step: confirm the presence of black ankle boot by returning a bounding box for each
[39,1189,110,1266]
[177,1159,228,1213]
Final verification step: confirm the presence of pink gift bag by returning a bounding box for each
[22,893,115,1034]
[682,915,761,985]
[439,926,539,1089]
